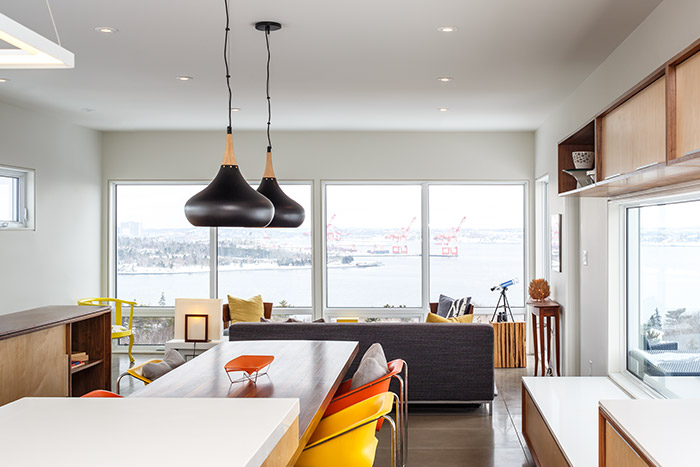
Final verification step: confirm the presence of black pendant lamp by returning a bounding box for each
[254,21,305,228]
[184,2,274,227]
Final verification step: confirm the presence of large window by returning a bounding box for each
[115,184,210,307]
[113,182,313,345]
[429,185,525,307]
[0,166,33,230]
[626,198,700,397]
[218,185,313,308]
[325,184,422,308]
[324,182,526,310]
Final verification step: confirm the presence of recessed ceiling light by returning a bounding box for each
[230,107,240,112]
[94,27,118,34]
[437,26,458,32]
[176,76,193,81]
[0,77,8,83]
[437,77,453,82]
[438,108,448,112]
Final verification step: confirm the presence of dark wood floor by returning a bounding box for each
[113,353,534,466]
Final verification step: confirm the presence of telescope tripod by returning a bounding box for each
[490,287,515,323]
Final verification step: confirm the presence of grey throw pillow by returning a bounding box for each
[350,357,389,390]
[437,294,471,318]
[361,343,388,370]
[163,349,186,369]
[142,361,172,380]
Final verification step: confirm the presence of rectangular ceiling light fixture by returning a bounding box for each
[0,12,74,68]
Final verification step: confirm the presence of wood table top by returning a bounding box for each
[130,340,358,460]
[0,305,111,341]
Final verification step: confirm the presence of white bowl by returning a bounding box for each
[572,151,594,169]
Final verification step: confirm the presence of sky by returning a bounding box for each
[0,176,15,221]
[117,183,526,232]
[639,199,700,230]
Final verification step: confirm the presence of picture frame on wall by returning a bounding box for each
[551,214,561,272]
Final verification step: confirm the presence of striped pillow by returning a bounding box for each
[438,294,472,319]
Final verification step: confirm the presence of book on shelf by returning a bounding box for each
[71,360,86,369]
[70,352,89,362]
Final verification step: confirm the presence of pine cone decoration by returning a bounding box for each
[529,279,550,300]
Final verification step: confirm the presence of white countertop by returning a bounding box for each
[0,397,299,467]
[523,377,630,467]
[600,399,700,467]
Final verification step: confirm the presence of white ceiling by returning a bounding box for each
[0,0,661,131]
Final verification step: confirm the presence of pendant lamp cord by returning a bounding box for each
[224,0,232,133]
[45,0,61,46]
[265,26,272,152]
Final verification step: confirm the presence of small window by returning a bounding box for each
[0,166,34,230]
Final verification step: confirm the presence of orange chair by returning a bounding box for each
[81,389,122,398]
[325,359,408,465]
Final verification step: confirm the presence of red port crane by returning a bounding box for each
[433,216,466,256]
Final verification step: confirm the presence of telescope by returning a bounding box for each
[490,278,519,292]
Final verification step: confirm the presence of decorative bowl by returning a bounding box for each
[572,151,594,169]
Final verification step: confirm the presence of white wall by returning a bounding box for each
[102,130,535,317]
[0,100,102,315]
[535,0,700,375]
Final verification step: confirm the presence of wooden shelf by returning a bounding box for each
[70,359,103,375]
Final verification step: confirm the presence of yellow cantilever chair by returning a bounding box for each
[115,358,162,394]
[295,392,399,467]
[78,297,137,363]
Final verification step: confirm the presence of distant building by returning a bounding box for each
[119,221,142,237]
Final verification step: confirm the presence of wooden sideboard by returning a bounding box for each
[0,305,112,405]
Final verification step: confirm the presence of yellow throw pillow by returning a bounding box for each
[227,294,264,323]
[426,313,474,323]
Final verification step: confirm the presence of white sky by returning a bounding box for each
[327,184,524,230]
[0,177,13,221]
[117,184,311,230]
[117,183,525,231]
[639,199,700,229]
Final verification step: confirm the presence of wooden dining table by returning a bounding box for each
[131,340,359,466]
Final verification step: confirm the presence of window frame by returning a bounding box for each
[321,180,529,320]
[109,179,315,352]
[613,186,700,399]
[0,165,34,230]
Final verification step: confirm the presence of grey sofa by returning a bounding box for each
[228,322,495,407]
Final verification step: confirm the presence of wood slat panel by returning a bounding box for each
[601,77,666,180]
[675,51,700,160]
[0,325,68,406]
[492,322,526,368]
[522,387,570,467]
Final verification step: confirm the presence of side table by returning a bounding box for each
[491,321,526,368]
[528,300,561,376]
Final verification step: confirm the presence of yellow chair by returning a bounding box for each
[296,392,399,467]
[115,359,162,394]
[78,297,137,363]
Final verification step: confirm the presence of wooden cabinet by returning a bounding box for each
[0,306,112,405]
[674,50,700,162]
[600,77,666,180]
[599,407,654,467]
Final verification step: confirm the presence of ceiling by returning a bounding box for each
[0,0,661,131]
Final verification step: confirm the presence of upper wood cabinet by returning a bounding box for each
[600,76,667,180]
[674,51,700,161]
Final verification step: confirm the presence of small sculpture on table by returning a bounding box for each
[224,355,274,384]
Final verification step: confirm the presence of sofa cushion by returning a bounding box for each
[227,294,264,323]
[361,343,388,370]
[426,313,474,323]
[142,361,172,380]
[350,357,389,390]
[163,348,186,369]
[437,294,472,318]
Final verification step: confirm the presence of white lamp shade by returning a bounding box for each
[175,298,223,341]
